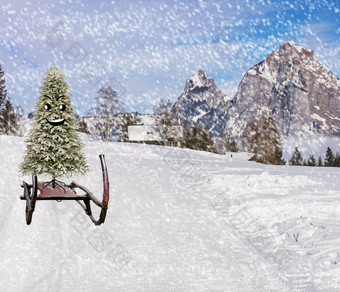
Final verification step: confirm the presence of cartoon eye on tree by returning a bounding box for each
[20,64,89,186]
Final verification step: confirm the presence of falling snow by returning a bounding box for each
[0,1,340,291]
[0,0,338,116]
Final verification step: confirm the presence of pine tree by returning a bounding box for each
[228,140,239,153]
[324,147,335,167]
[289,147,303,166]
[183,124,216,153]
[201,127,216,153]
[0,98,19,135]
[20,64,89,179]
[307,154,316,166]
[0,64,7,111]
[275,146,286,165]
[242,109,285,165]
[317,156,323,167]
[0,64,19,135]
[333,153,340,167]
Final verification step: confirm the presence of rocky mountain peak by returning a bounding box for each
[170,42,339,141]
[279,40,314,57]
[247,41,322,86]
[185,69,215,93]
[172,70,229,136]
[227,41,340,137]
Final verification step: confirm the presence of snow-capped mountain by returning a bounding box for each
[226,41,340,137]
[172,69,230,136]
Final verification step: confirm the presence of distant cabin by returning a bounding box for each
[128,125,183,147]
[128,115,183,147]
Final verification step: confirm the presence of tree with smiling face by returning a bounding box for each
[20,64,89,179]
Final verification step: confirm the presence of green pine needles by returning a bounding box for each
[20,64,89,178]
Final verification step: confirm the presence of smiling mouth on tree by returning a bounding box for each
[46,118,65,126]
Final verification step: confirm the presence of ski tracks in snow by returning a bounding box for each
[154,146,322,291]
[187,160,325,291]
[150,147,291,291]
[1,139,338,291]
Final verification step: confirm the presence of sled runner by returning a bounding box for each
[20,155,109,226]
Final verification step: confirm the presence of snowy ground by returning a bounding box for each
[0,134,340,291]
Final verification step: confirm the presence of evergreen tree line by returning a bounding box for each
[0,64,21,136]
[289,146,340,167]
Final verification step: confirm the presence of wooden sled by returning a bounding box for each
[20,155,109,226]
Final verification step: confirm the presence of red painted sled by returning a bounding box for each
[20,155,109,226]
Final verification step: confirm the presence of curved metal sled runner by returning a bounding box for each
[20,154,109,226]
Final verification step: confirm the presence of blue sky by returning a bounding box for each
[0,0,339,116]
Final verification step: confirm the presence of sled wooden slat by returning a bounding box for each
[20,195,88,201]
[37,182,79,198]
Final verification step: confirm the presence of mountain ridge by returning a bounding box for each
[173,41,340,139]
[226,40,340,137]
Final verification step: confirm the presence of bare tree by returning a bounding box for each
[152,98,176,144]
[91,86,124,141]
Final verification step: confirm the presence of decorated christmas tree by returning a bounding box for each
[20,64,89,180]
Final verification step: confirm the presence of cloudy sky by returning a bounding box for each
[0,0,339,116]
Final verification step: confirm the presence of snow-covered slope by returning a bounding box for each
[0,134,340,290]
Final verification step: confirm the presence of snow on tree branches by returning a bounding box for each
[288,146,340,167]
[289,147,303,166]
[0,64,20,136]
[152,98,177,144]
[242,109,285,165]
[0,99,19,135]
[0,64,7,111]
[20,64,89,178]
[324,147,335,167]
[91,86,124,142]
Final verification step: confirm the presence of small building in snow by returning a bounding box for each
[128,115,183,147]
[128,125,159,144]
